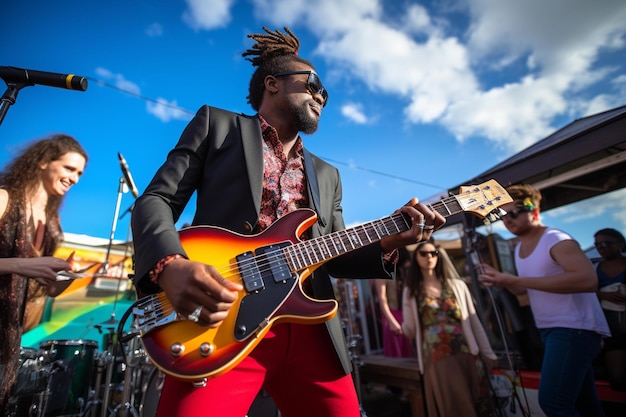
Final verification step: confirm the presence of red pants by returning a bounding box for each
[155,323,361,417]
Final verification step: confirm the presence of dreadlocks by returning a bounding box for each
[243,26,315,111]
[243,26,300,66]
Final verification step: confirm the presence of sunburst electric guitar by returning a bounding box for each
[129,179,511,381]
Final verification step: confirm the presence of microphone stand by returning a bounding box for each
[96,176,134,417]
[0,81,27,126]
[103,177,126,274]
[98,177,126,331]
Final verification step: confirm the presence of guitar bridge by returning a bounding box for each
[132,295,178,334]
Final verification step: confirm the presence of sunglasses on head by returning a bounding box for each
[418,250,439,257]
[501,208,531,220]
[595,241,618,249]
[273,70,329,107]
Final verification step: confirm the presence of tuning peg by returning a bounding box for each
[485,208,506,224]
[485,208,507,223]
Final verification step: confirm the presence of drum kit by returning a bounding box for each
[8,329,163,417]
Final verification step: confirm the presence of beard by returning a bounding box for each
[292,101,319,134]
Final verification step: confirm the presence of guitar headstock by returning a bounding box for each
[455,179,512,220]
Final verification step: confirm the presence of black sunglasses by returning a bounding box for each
[595,241,618,249]
[273,71,329,107]
[501,208,531,220]
[418,250,439,257]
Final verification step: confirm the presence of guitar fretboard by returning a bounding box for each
[284,194,464,271]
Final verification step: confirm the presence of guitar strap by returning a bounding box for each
[303,149,326,227]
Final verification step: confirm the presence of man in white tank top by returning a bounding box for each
[477,184,609,417]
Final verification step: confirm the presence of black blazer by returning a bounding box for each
[131,105,393,374]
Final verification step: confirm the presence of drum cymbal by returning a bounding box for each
[94,316,119,330]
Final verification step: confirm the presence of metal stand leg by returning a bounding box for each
[340,280,369,417]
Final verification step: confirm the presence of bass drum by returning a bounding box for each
[39,339,98,416]
[139,367,164,417]
[7,347,49,417]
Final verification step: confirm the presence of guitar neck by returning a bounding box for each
[285,195,464,271]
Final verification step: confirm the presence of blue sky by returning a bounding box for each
[2,0,625,252]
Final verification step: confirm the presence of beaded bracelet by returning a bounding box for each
[149,254,186,284]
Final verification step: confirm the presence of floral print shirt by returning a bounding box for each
[257,116,307,232]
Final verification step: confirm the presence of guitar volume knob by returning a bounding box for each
[199,343,215,356]
[170,343,185,357]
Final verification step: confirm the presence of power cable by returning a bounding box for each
[320,157,445,189]
[87,77,195,116]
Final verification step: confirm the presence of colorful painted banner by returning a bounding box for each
[21,236,137,353]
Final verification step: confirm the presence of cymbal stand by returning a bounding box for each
[82,327,116,417]
[109,335,142,417]
[340,280,368,417]
[84,340,113,417]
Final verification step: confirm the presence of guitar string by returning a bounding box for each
[142,213,412,319]
[140,188,496,320]
[202,190,471,280]
[140,213,412,321]
[191,211,413,280]
[193,194,464,279]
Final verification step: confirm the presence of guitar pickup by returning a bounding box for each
[255,244,292,283]
[236,251,264,292]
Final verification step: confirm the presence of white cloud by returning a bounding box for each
[190,0,625,155]
[442,75,567,150]
[582,94,623,117]
[546,188,626,230]
[246,0,626,154]
[146,98,192,123]
[401,4,437,37]
[146,22,163,37]
[345,220,365,229]
[341,102,369,124]
[94,67,191,123]
[183,0,234,31]
[94,67,141,95]
[252,0,381,35]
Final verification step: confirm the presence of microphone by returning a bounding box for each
[117,152,139,198]
[0,66,88,91]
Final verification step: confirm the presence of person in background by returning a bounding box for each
[478,184,610,417]
[130,26,444,417]
[0,134,87,415]
[593,228,626,391]
[402,240,498,417]
[374,246,414,358]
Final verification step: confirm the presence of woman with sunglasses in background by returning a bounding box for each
[478,184,610,417]
[402,240,498,417]
[593,228,626,391]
